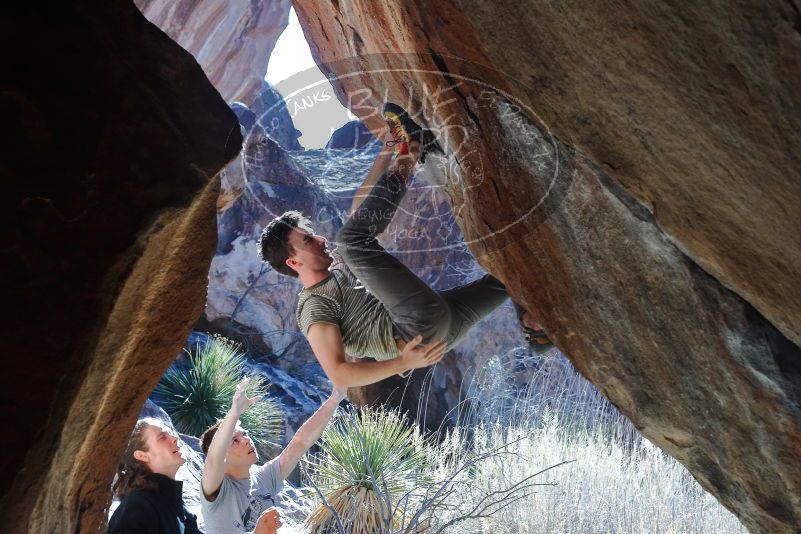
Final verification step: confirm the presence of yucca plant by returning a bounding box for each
[152,335,282,458]
[303,407,431,534]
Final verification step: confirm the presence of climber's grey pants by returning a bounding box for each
[336,170,509,348]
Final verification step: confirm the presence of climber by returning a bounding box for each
[199,377,345,533]
[258,103,553,389]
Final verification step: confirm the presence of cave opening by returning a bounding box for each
[103,3,746,533]
[265,6,356,149]
[9,0,798,531]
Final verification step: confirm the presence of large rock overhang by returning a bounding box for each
[292,1,801,532]
[0,3,241,531]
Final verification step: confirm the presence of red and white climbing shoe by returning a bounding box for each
[382,102,444,163]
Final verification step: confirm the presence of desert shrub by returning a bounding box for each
[152,334,282,457]
[302,408,430,533]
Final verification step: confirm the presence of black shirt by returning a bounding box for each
[108,474,202,534]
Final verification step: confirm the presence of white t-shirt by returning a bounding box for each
[201,458,283,533]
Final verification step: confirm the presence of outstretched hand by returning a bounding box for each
[231,377,261,417]
[398,336,447,371]
[254,508,282,534]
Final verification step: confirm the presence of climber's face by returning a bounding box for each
[286,228,333,274]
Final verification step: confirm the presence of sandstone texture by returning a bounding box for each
[6,0,800,532]
[0,3,240,532]
[292,1,801,531]
[135,0,291,104]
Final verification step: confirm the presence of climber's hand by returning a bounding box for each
[399,336,447,371]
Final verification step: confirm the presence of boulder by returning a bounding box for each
[290,2,801,531]
[229,102,257,134]
[208,125,339,367]
[251,82,304,151]
[135,0,292,104]
[0,3,241,531]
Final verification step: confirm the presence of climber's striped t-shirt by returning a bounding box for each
[297,252,400,361]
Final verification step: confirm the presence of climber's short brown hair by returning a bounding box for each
[258,210,314,278]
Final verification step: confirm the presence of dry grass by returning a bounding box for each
[295,350,745,533]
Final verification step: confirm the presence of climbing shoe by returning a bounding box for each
[382,102,444,163]
[513,301,555,355]
[524,328,554,354]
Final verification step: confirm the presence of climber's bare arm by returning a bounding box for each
[347,130,394,217]
[306,323,447,388]
[348,138,422,217]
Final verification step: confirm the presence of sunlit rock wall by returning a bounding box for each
[135,0,292,104]
[292,1,801,531]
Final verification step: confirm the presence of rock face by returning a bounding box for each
[325,120,375,149]
[291,2,801,532]
[135,0,291,104]
[229,102,257,133]
[0,3,240,532]
[251,82,304,150]
[208,125,339,352]
[230,83,304,150]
